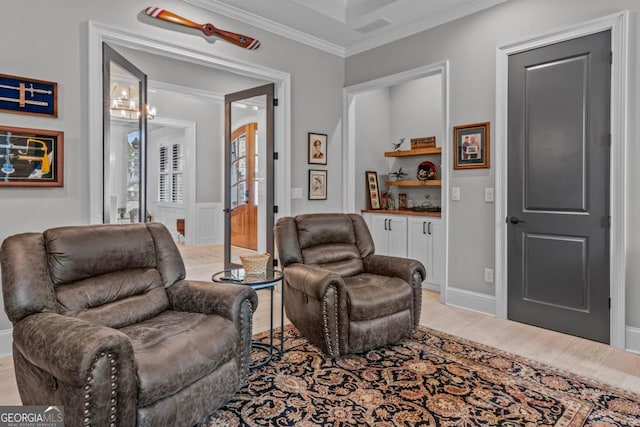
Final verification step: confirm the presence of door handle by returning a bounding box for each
[388,219,392,231]
[423,222,426,235]
[384,218,388,230]
[428,222,432,235]
[508,216,526,224]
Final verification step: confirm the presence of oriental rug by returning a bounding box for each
[203,326,640,426]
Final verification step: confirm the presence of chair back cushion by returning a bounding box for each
[275,213,375,277]
[1,222,185,327]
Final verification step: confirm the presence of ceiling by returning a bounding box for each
[182,0,508,57]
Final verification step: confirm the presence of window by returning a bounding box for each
[159,143,183,204]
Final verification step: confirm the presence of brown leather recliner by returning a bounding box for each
[0,223,258,427]
[274,213,425,356]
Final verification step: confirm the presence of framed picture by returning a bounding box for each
[453,121,490,169]
[308,169,327,200]
[0,126,64,187]
[0,73,58,117]
[365,171,381,209]
[398,193,407,210]
[308,132,327,165]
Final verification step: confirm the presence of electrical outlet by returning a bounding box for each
[484,187,494,202]
[484,268,494,283]
[451,187,460,201]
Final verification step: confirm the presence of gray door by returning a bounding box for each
[224,83,275,269]
[507,31,611,343]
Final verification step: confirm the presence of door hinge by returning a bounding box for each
[610,51,613,64]
[273,98,279,107]
[273,205,279,214]
[273,258,279,268]
[608,216,611,227]
[609,297,611,309]
[274,151,279,160]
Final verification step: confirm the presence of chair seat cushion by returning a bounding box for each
[118,310,238,407]
[343,273,412,322]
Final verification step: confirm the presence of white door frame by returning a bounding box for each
[343,61,450,303]
[495,12,629,348]
[87,21,292,225]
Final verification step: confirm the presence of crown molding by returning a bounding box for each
[182,0,347,57]
[346,0,507,56]
[183,0,507,58]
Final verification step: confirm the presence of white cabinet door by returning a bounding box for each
[408,217,444,288]
[368,214,390,255]
[365,213,407,257]
[386,216,407,258]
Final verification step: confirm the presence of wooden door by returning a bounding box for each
[230,123,258,250]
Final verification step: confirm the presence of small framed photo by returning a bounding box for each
[308,169,327,200]
[0,126,64,187]
[0,73,58,117]
[365,171,381,209]
[398,193,407,210]
[308,132,327,165]
[453,121,490,169]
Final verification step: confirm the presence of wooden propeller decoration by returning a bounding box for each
[145,7,261,50]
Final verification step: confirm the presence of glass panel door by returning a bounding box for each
[224,84,275,269]
[102,43,148,224]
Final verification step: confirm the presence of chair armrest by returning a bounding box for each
[283,263,346,301]
[363,254,426,284]
[13,313,135,387]
[166,279,258,324]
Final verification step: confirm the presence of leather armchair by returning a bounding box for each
[274,213,425,356]
[1,223,258,427]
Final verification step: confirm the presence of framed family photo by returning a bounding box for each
[365,171,381,209]
[0,125,64,187]
[308,132,327,165]
[453,121,490,170]
[308,169,327,200]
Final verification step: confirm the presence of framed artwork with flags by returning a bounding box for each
[0,126,63,187]
[0,74,57,117]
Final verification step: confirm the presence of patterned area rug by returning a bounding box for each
[203,326,640,426]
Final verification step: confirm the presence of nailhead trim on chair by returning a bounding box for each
[322,285,339,357]
[83,351,118,426]
[240,299,254,376]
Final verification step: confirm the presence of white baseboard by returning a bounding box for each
[0,328,12,358]
[625,326,640,354]
[446,287,496,316]
[422,282,441,293]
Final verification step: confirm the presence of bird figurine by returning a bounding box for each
[391,137,405,151]
[390,167,407,181]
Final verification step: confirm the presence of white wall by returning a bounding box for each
[346,0,640,328]
[0,0,345,334]
[354,88,390,212]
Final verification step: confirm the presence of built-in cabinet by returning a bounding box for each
[363,212,444,290]
[368,214,407,258]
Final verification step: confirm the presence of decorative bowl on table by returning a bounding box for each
[240,253,270,275]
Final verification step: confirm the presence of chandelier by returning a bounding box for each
[110,85,156,120]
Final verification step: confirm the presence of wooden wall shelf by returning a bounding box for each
[384,147,442,157]
[361,209,441,218]
[386,180,442,187]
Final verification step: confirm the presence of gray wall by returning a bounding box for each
[0,0,345,333]
[346,0,640,327]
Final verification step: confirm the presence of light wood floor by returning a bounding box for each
[1,245,639,405]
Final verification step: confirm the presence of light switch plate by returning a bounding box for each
[451,187,460,201]
[485,187,494,202]
[484,268,494,283]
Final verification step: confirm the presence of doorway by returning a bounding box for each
[495,12,629,348]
